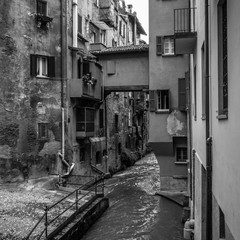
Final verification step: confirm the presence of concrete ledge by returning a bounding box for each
[155,191,188,207]
[54,197,109,240]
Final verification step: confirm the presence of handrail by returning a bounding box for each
[25,176,104,240]
[91,164,105,177]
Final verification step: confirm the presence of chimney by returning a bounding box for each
[127,4,133,13]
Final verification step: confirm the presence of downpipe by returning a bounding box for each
[205,0,212,239]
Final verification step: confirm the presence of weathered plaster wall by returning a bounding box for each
[0,0,63,181]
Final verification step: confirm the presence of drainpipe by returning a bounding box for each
[205,0,212,240]
[60,0,66,173]
[73,0,78,48]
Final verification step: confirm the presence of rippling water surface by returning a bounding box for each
[81,153,183,240]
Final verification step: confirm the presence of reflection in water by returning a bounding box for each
[81,153,183,240]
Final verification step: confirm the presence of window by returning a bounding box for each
[157,90,170,110]
[119,20,122,35]
[219,207,225,239]
[76,108,95,133]
[78,15,82,34]
[30,55,55,77]
[218,0,228,117]
[37,0,47,16]
[123,24,126,38]
[38,123,48,139]
[179,78,186,110]
[201,43,206,119]
[176,147,187,162]
[80,147,85,162]
[96,151,102,164]
[100,30,106,45]
[99,109,104,128]
[163,37,174,55]
[115,114,119,133]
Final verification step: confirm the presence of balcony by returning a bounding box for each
[69,62,102,100]
[174,8,197,54]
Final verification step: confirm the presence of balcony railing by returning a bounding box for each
[174,8,196,34]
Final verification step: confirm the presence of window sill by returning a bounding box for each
[162,54,176,57]
[155,109,170,114]
[175,161,188,165]
[36,76,50,79]
[217,114,228,120]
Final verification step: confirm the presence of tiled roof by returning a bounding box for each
[91,44,149,55]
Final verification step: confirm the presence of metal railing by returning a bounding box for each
[25,176,104,240]
[174,8,196,34]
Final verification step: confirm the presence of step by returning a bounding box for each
[48,197,109,240]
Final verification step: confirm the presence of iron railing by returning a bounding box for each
[25,175,104,240]
[174,8,196,34]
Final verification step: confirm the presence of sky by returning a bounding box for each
[124,0,149,43]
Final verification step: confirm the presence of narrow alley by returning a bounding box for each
[81,153,183,240]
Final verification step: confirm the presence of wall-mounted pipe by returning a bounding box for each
[205,0,212,239]
[73,0,78,48]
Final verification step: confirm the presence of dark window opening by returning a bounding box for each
[115,114,119,133]
[76,108,95,133]
[96,151,102,164]
[78,15,82,34]
[37,0,47,16]
[80,148,85,162]
[176,147,187,162]
[99,109,104,128]
[38,123,48,139]
[118,143,122,155]
[157,90,169,110]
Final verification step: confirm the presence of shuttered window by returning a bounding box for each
[149,90,156,112]
[156,36,163,55]
[30,54,55,78]
[178,78,186,110]
[78,15,82,34]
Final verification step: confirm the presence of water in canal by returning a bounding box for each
[82,153,183,240]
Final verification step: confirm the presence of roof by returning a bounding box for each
[128,13,147,35]
[91,44,149,55]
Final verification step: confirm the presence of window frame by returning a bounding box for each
[217,0,228,119]
[30,54,55,78]
[176,147,188,163]
[37,0,48,16]
[157,89,170,111]
[163,36,175,56]
[38,122,48,139]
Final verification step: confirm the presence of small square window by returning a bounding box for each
[37,0,47,16]
[157,90,169,110]
[176,147,187,162]
[38,123,48,139]
[163,37,174,55]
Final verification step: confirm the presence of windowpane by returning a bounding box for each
[157,90,169,110]
[164,37,174,55]
[176,147,187,162]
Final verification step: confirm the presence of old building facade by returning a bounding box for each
[148,0,189,191]
[0,0,147,182]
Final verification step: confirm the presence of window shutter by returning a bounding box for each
[78,58,82,78]
[30,54,37,76]
[149,90,156,112]
[156,36,163,55]
[107,60,116,75]
[178,78,186,110]
[78,15,82,34]
[48,56,55,77]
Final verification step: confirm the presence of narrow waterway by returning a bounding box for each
[82,153,183,240]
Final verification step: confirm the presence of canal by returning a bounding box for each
[82,153,183,240]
